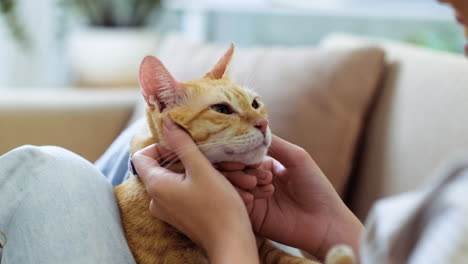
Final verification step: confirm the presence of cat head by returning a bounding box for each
[139,44,271,165]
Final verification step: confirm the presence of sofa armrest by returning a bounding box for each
[0,89,139,162]
[322,33,468,221]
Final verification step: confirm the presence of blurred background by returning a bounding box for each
[2,1,468,230]
[0,0,463,89]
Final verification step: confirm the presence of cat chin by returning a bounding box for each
[202,129,272,165]
[204,146,268,165]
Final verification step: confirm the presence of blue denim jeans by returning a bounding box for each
[0,145,135,264]
[95,119,144,186]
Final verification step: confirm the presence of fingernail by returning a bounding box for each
[163,116,177,130]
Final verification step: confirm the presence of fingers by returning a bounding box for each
[234,187,254,205]
[132,144,162,169]
[223,167,273,191]
[250,163,262,168]
[268,134,310,167]
[132,144,171,183]
[250,184,275,199]
[216,162,246,171]
[133,143,177,168]
[163,116,213,175]
[243,168,274,199]
[245,168,272,186]
[132,143,185,198]
[223,167,274,200]
[223,171,257,190]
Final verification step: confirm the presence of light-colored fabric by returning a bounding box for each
[322,34,468,219]
[361,154,468,264]
[0,89,138,162]
[0,145,135,263]
[95,118,146,186]
[144,35,385,196]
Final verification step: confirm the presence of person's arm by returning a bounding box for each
[204,227,259,264]
[240,136,363,261]
[311,198,364,260]
[132,117,259,264]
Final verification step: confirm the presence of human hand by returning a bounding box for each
[216,162,275,204]
[246,135,364,261]
[131,117,259,264]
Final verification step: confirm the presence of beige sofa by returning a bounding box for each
[1,34,467,222]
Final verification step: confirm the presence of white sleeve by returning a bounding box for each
[361,156,468,264]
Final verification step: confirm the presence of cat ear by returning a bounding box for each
[139,56,185,111]
[204,43,235,80]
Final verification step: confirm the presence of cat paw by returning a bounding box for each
[325,245,356,264]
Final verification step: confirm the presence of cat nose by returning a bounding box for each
[254,119,268,136]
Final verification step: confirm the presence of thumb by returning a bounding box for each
[162,116,212,173]
[268,134,308,167]
[132,144,185,201]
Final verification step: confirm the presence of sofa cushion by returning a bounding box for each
[0,89,137,162]
[322,34,468,220]
[132,35,385,196]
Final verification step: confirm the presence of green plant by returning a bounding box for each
[0,0,162,48]
[0,0,29,48]
[62,0,162,27]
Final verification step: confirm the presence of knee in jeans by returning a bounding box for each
[13,145,83,164]
[10,145,101,184]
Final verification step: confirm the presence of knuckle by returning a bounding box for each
[132,149,145,160]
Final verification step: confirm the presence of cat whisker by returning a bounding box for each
[153,140,227,168]
[162,146,202,170]
[162,158,180,170]
[241,50,266,91]
[246,69,259,90]
[149,144,204,165]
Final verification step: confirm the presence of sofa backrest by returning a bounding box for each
[322,34,468,221]
[0,89,137,162]
[151,35,386,197]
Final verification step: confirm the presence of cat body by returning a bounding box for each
[115,175,207,263]
[115,45,355,264]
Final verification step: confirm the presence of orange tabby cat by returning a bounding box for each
[114,45,355,264]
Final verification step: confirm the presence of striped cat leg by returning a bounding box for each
[164,249,208,264]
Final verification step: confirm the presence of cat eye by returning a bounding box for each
[211,103,234,115]
[252,98,260,109]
